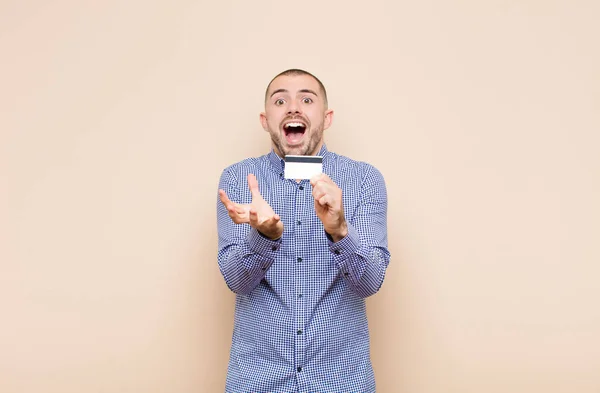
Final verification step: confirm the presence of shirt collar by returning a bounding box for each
[267,144,330,175]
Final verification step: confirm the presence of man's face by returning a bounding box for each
[260,74,333,157]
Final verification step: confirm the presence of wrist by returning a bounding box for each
[328,222,348,243]
[256,224,283,241]
[257,230,282,241]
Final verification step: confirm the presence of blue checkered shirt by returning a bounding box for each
[217,145,390,393]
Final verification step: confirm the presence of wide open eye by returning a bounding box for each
[302,97,313,104]
[275,98,285,106]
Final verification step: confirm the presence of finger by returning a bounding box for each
[265,214,281,225]
[247,174,261,199]
[312,179,335,196]
[310,173,325,187]
[311,177,325,192]
[258,215,282,239]
[318,194,332,207]
[223,199,242,217]
[227,201,246,214]
[221,197,238,214]
[320,174,336,187]
[311,173,334,185]
[229,212,243,223]
[227,204,244,215]
[318,173,332,182]
[227,207,246,222]
[312,188,325,201]
[219,189,233,207]
[229,211,243,223]
[248,208,260,227]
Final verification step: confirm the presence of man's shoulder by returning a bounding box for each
[326,151,385,181]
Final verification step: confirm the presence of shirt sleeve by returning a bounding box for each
[328,164,391,298]
[217,168,282,295]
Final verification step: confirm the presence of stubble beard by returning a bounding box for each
[270,123,324,157]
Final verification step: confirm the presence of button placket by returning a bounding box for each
[293,181,309,373]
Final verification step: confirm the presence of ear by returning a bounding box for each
[259,112,269,132]
[323,109,334,130]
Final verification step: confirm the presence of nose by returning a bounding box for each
[287,100,302,115]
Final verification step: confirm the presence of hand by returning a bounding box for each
[310,173,348,242]
[219,174,284,240]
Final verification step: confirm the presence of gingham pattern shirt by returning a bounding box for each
[217,145,390,393]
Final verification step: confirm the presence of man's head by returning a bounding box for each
[260,69,333,157]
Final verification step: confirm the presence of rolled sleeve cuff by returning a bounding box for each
[328,223,360,269]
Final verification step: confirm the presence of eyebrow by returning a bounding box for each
[269,88,319,98]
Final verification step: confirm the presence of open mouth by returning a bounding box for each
[283,121,307,144]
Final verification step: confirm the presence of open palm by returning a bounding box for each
[219,174,283,240]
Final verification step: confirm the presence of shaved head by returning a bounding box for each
[265,69,328,108]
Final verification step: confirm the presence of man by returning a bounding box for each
[217,69,390,392]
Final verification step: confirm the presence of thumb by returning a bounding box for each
[247,173,261,199]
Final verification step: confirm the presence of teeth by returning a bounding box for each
[286,122,304,128]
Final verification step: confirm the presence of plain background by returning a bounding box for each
[1,0,599,392]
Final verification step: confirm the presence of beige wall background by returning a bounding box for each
[1,0,599,392]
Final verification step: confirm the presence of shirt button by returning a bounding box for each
[334,250,341,255]
[298,294,303,298]
[299,186,304,190]
[271,246,278,251]
[297,330,303,335]
[297,220,301,225]
[297,367,302,372]
[297,257,302,262]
